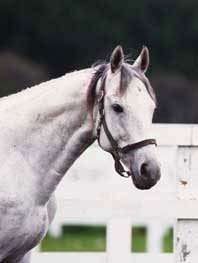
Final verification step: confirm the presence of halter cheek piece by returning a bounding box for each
[96,74,157,178]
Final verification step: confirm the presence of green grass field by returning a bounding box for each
[41,225,173,253]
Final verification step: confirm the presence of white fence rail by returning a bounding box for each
[33,124,198,263]
[32,252,173,263]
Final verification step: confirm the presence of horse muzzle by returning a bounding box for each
[131,159,161,190]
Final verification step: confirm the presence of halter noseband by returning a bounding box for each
[96,73,157,178]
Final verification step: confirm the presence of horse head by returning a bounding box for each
[95,46,161,190]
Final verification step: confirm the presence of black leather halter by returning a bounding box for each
[96,74,157,178]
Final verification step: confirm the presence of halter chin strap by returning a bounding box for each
[96,75,157,178]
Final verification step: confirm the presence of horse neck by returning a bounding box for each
[12,69,96,205]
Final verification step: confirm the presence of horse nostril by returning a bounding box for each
[140,163,149,177]
[140,161,161,182]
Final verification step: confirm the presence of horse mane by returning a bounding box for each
[86,64,108,113]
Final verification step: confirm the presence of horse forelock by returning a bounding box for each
[86,62,157,116]
[131,67,157,106]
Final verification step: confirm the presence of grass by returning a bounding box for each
[41,225,173,253]
[163,227,173,253]
[132,226,147,252]
[42,225,106,252]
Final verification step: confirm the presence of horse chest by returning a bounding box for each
[0,199,48,261]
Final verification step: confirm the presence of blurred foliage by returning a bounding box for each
[0,52,48,97]
[0,0,197,76]
[163,227,173,253]
[132,226,147,252]
[41,225,173,252]
[0,0,197,122]
[42,225,106,252]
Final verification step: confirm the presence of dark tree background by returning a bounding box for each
[0,0,197,123]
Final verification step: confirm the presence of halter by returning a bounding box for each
[96,72,157,178]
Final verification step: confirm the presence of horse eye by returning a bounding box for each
[112,104,124,113]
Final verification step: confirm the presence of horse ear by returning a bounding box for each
[110,45,124,73]
[133,46,150,73]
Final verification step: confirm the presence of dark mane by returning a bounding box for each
[87,64,108,113]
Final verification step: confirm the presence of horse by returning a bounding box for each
[0,45,160,262]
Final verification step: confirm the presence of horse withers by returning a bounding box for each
[0,46,160,262]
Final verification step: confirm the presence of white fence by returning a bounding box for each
[33,124,198,263]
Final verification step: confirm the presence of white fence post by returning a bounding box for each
[107,218,131,263]
[48,220,62,238]
[176,146,198,262]
[147,222,165,253]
